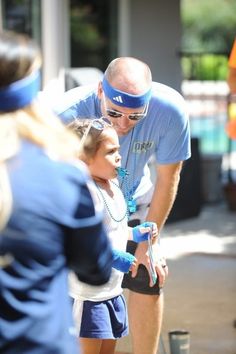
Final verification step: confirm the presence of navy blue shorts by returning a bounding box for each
[80,294,128,339]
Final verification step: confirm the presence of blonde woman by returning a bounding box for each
[0,31,112,354]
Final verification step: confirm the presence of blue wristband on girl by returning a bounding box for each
[112,249,136,273]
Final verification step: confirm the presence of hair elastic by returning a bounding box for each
[0,70,41,112]
[102,77,151,108]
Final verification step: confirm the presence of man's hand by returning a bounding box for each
[130,242,168,287]
[151,243,168,287]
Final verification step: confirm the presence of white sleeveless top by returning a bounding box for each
[69,179,129,301]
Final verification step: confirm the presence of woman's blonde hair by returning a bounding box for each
[0,31,80,230]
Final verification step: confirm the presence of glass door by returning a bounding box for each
[70,0,118,71]
[1,0,41,45]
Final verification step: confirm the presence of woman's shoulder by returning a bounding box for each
[10,141,91,201]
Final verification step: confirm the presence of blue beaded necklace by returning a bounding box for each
[119,128,137,215]
[95,180,129,222]
[118,168,137,215]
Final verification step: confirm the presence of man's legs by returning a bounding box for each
[124,217,165,354]
[128,291,164,354]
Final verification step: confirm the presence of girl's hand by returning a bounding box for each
[129,258,138,272]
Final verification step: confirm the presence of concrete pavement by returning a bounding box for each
[116,202,236,354]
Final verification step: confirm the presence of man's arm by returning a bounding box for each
[147,161,183,231]
[130,161,183,286]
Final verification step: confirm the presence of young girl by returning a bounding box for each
[68,118,158,354]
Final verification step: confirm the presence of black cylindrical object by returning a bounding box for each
[168,329,190,354]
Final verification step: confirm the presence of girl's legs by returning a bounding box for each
[100,339,117,354]
[80,338,117,354]
[80,338,102,354]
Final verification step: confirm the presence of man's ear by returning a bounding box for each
[97,81,103,99]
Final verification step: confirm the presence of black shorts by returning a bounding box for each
[122,220,162,295]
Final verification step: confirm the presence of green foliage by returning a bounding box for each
[182,54,228,80]
[181,0,236,80]
[181,0,236,53]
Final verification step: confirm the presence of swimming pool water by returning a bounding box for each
[190,115,236,154]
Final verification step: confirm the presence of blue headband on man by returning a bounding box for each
[102,77,152,108]
[0,70,41,112]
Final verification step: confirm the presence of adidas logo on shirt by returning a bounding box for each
[113,95,123,103]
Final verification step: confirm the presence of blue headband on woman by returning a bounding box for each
[102,77,152,108]
[0,70,41,112]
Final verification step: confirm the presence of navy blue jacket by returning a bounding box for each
[0,140,112,354]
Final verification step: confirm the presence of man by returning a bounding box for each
[56,57,191,354]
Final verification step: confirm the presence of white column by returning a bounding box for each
[41,0,70,91]
[118,0,130,57]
